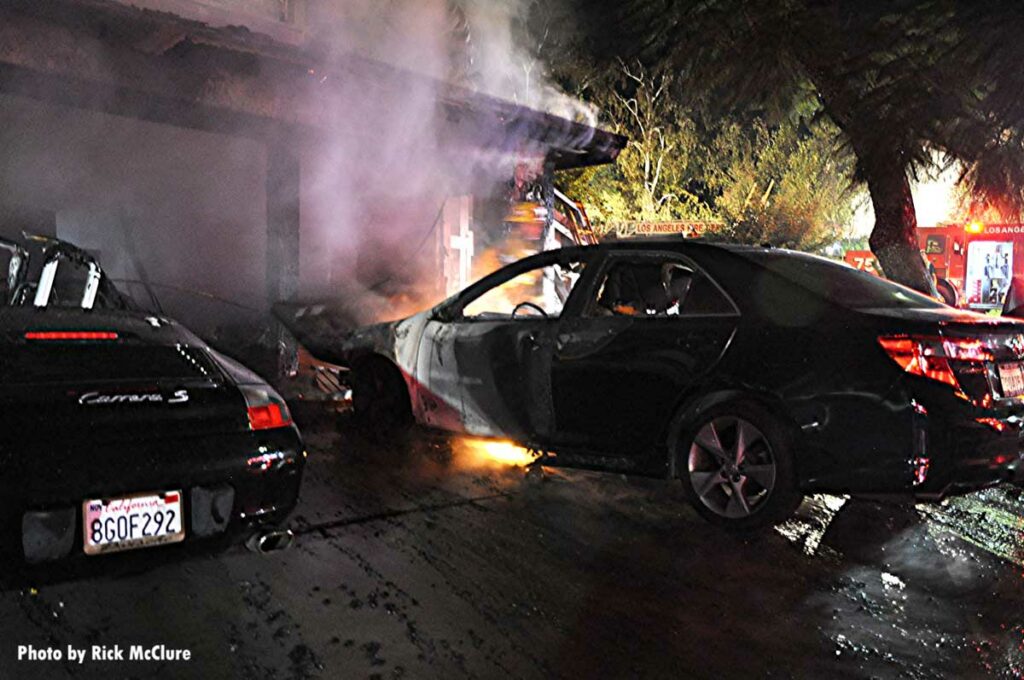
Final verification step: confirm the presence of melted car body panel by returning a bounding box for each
[419,321,468,431]
[426,318,553,440]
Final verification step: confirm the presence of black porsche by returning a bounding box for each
[0,236,304,566]
[278,240,1024,529]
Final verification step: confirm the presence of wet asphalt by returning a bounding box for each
[1,403,1023,679]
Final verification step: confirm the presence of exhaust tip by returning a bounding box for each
[247,529,294,554]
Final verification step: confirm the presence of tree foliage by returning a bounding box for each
[562,63,712,227]
[559,61,856,250]
[709,118,856,250]
[545,0,1024,294]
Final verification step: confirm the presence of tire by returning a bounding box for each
[350,357,413,441]
[676,401,802,530]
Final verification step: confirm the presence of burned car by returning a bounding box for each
[277,241,1024,529]
[0,235,304,567]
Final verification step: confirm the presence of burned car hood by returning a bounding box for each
[273,300,409,366]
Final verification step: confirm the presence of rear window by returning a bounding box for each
[0,345,222,385]
[744,251,945,310]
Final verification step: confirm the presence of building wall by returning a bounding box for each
[0,88,493,339]
[0,93,267,336]
[108,0,453,78]
[107,0,307,44]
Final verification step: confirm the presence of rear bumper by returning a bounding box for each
[8,426,305,567]
[912,410,1023,499]
[796,380,1024,497]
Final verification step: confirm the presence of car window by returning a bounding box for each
[744,251,945,310]
[47,259,94,307]
[680,269,737,315]
[461,260,587,319]
[0,251,13,302]
[586,257,736,317]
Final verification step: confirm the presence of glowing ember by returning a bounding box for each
[453,437,537,467]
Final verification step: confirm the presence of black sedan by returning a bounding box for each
[0,237,304,568]
[279,240,1024,529]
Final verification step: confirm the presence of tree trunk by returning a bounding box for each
[795,39,938,298]
[863,156,936,296]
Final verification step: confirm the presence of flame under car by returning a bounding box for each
[278,241,1024,529]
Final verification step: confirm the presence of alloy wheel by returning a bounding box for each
[687,416,777,519]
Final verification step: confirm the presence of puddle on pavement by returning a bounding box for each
[917,486,1024,568]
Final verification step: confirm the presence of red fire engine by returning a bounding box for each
[845,222,1024,311]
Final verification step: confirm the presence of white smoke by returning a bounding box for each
[0,0,603,343]
[296,0,598,304]
[457,1,598,125]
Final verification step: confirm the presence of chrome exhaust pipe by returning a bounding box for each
[246,529,294,554]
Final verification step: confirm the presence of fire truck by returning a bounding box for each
[845,222,1024,311]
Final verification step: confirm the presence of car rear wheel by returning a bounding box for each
[678,402,802,530]
[350,357,413,440]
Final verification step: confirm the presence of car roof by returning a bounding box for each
[550,238,779,259]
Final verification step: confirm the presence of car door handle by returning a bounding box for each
[522,333,540,351]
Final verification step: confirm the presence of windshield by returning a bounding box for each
[744,251,946,310]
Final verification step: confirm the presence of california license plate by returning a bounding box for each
[82,490,185,555]
[999,363,1024,397]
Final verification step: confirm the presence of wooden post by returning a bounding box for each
[266,137,300,380]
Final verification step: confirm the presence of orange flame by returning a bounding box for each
[452,437,537,468]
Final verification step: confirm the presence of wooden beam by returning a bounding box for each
[0,7,318,138]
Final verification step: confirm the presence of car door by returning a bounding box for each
[548,250,741,458]
[424,249,594,442]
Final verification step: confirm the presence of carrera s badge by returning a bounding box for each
[78,390,190,405]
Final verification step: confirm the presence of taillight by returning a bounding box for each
[878,335,992,396]
[248,403,291,430]
[24,331,118,341]
[239,385,293,431]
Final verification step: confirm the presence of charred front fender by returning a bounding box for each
[339,322,403,365]
[272,301,422,368]
[275,301,440,424]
